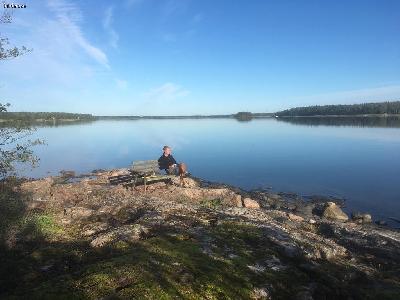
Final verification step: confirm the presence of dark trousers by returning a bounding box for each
[166,165,179,175]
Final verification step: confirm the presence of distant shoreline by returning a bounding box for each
[2,113,400,123]
[2,99,400,122]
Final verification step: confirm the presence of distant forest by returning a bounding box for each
[97,114,233,120]
[276,101,400,116]
[0,112,95,121]
[234,112,273,121]
[1,111,274,122]
[2,101,400,121]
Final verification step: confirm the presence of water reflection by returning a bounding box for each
[3,116,400,129]
[0,119,96,128]
[277,116,400,128]
[6,118,400,224]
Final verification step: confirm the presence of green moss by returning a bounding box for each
[1,220,315,299]
[21,213,64,240]
[1,201,399,299]
[200,198,222,209]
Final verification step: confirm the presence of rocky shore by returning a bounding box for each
[0,169,399,299]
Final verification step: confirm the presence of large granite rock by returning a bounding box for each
[243,198,260,209]
[322,202,348,222]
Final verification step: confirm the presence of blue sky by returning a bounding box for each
[1,0,399,115]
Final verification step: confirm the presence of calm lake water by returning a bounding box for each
[22,117,400,223]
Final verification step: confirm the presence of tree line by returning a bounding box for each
[0,111,95,121]
[234,112,273,121]
[276,101,400,116]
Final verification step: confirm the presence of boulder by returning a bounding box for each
[90,224,148,248]
[233,194,243,207]
[243,198,260,209]
[351,212,372,224]
[65,206,95,219]
[250,287,271,300]
[171,177,199,188]
[322,202,348,222]
[108,168,130,177]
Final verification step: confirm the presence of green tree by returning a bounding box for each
[234,112,253,121]
[276,101,400,116]
[0,9,42,179]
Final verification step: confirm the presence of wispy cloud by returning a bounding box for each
[144,83,190,101]
[103,6,119,49]
[0,0,129,113]
[47,0,109,68]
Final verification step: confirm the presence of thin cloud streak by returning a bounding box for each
[103,6,119,49]
[144,83,190,101]
[47,0,109,68]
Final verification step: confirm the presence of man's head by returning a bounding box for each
[163,145,171,156]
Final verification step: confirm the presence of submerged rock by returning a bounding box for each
[59,170,76,178]
[375,220,387,226]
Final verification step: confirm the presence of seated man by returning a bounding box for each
[158,145,180,175]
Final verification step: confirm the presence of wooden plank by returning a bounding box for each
[107,159,175,188]
[132,164,158,167]
[131,160,159,174]
[109,174,134,184]
[110,179,131,184]
[133,160,158,165]
[143,175,175,182]
[110,179,133,185]
[116,174,174,188]
[132,160,158,167]
[132,165,159,172]
[109,174,132,180]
